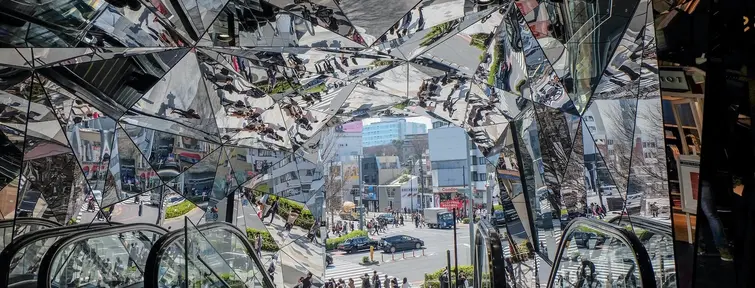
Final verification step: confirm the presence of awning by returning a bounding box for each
[179,152,202,161]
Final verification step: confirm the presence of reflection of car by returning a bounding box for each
[337,236,379,254]
[572,231,606,249]
[376,214,395,224]
[492,210,506,227]
[381,235,424,253]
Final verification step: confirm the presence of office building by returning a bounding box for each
[428,126,488,211]
[362,119,427,148]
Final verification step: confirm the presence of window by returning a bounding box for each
[471,157,478,165]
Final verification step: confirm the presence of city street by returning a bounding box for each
[79,197,207,231]
[326,220,474,285]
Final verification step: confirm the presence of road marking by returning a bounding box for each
[462,244,470,247]
[237,215,245,219]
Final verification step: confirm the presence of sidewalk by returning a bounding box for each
[265,213,325,287]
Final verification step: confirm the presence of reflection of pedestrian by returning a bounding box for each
[699,179,733,261]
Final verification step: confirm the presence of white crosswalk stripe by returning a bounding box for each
[512,51,527,75]
[554,254,637,281]
[325,259,398,286]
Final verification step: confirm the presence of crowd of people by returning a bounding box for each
[323,271,411,288]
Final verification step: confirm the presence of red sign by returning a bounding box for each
[690,172,699,200]
[440,200,464,210]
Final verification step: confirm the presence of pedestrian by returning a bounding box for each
[372,271,381,288]
[402,277,410,288]
[302,272,313,288]
[362,273,372,288]
[262,196,280,224]
[383,275,390,288]
[348,278,356,288]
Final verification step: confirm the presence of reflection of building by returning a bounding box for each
[271,155,317,203]
[428,126,488,207]
[362,119,427,147]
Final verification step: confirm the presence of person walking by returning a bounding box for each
[372,271,381,288]
[262,197,280,224]
[401,277,410,288]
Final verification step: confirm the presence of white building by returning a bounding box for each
[270,154,318,203]
[428,126,488,208]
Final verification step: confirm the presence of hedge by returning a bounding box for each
[493,205,503,212]
[422,266,479,288]
[254,191,316,230]
[165,200,197,219]
[325,230,368,250]
[246,228,280,252]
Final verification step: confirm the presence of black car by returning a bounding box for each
[337,236,379,253]
[381,235,424,253]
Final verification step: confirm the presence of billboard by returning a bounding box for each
[337,121,363,133]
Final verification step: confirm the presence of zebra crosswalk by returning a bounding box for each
[511,51,528,75]
[325,259,399,287]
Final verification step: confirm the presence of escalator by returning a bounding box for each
[144,222,274,288]
[0,218,61,251]
[547,218,656,288]
[0,222,117,287]
[607,216,676,288]
[473,219,507,288]
[36,223,168,288]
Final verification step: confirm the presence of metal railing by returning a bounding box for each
[144,222,275,288]
[36,223,168,288]
[0,222,117,287]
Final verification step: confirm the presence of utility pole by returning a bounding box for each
[464,137,474,263]
[358,155,365,230]
[419,153,426,209]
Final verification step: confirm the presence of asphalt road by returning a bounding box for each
[327,222,474,284]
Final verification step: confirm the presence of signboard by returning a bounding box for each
[659,69,690,91]
[678,155,700,214]
[438,187,461,193]
[440,200,464,211]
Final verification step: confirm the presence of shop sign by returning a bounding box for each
[438,187,460,193]
[659,69,689,91]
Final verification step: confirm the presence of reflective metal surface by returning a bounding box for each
[0,0,669,286]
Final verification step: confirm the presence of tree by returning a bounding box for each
[391,139,404,162]
[318,127,348,225]
[603,97,668,211]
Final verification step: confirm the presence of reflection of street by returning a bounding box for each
[79,198,207,231]
[230,197,324,287]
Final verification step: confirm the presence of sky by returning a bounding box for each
[361,116,434,130]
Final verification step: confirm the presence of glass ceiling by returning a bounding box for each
[0,0,665,286]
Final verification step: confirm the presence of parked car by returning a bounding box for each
[376,213,395,224]
[572,231,606,249]
[381,235,424,253]
[337,236,379,254]
[491,210,506,227]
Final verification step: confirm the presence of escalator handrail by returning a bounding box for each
[607,215,673,238]
[0,218,61,229]
[0,222,121,286]
[546,218,657,288]
[144,222,275,288]
[37,223,168,288]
